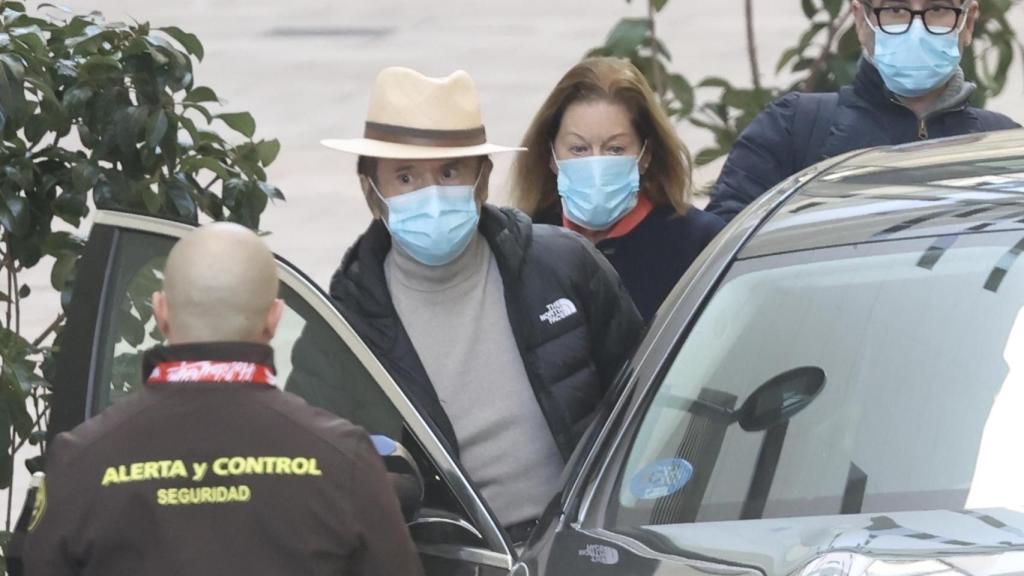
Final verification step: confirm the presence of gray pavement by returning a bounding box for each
[3,0,1022,520]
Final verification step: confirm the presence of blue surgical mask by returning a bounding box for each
[870,19,962,98]
[554,143,645,231]
[371,178,480,266]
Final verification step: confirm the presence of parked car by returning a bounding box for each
[43,128,1024,575]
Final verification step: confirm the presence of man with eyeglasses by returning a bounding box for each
[707,0,1020,222]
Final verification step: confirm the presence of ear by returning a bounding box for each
[360,175,385,220]
[261,299,285,343]
[475,157,493,207]
[852,1,874,56]
[152,291,171,341]
[961,1,979,46]
[639,144,652,176]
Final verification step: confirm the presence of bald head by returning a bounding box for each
[153,223,283,345]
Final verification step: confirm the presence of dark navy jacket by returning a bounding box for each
[707,61,1020,221]
[595,205,723,322]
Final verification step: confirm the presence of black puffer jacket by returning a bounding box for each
[329,205,644,460]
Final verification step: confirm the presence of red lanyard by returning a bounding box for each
[147,361,276,386]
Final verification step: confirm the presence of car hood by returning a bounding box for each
[619,508,1024,575]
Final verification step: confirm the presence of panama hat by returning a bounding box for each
[321,67,525,160]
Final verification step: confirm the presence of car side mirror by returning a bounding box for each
[736,366,826,432]
[370,435,423,523]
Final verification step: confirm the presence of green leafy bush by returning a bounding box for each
[0,0,283,554]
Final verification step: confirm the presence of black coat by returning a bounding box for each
[594,205,724,322]
[707,61,1021,221]
[328,205,644,460]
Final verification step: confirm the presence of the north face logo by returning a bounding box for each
[540,298,578,325]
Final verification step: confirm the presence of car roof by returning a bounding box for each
[737,128,1024,260]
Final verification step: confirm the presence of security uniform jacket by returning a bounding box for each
[23,342,423,576]
[322,205,644,460]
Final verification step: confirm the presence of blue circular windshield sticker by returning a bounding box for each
[630,458,693,500]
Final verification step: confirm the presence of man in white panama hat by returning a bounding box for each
[309,66,643,542]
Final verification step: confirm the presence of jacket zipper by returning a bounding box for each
[890,95,969,142]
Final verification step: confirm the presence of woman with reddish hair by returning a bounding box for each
[511,57,724,322]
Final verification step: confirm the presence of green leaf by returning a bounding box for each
[698,76,732,89]
[603,18,652,57]
[181,156,231,179]
[29,430,45,445]
[776,47,802,74]
[802,0,817,18]
[0,54,28,129]
[184,86,218,103]
[42,231,86,256]
[0,327,32,359]
[258,181,285,202]
[65,23,107,53]
[793,58,817,72]
[797,22,827,53]
[50,252,77,293]
[255,139,281,166]
[823,0,843,17]
[651,0,669,12]
[238,183,269,229]
[695,146,728,166]
[0,404,11,490]
[145,109,169,149]
[54,192,88,226]
[140,184,162,213]
[667,74,695,118]
[1,366,33,440]
[78,55,122,81]
[10,25,46,56]
[63,85,93,115]
[0,194,30,236]
[4,163,33,192]
[8,360,43,393]
[118,306,146,347]
[164,177,198,222]
[217,112,256,138]
[71,161,100,193]
[158,26,205,61]
[18,284,30,299]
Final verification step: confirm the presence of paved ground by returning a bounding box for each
[3,0,1023,519]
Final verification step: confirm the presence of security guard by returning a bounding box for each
[22,223,424,576]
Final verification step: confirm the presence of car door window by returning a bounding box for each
[599,232,1024,530]
[91,229,401,438]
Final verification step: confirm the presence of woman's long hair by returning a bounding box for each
[510,57,693,219]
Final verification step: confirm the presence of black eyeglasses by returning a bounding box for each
[860,1,969,35]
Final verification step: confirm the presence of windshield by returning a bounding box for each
[606,231,1024,529]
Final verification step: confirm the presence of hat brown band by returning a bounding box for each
[364,122,487,148]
